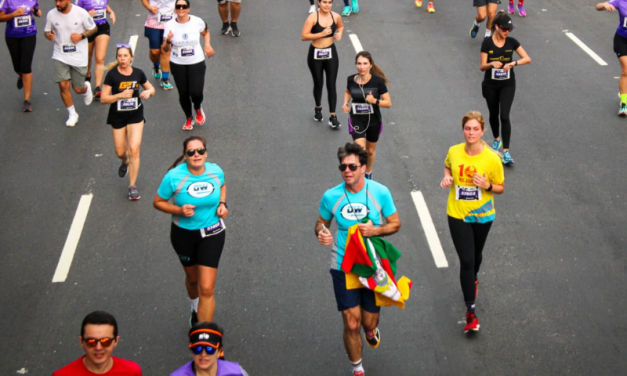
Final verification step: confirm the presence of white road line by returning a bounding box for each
[565,32,608,66]
[349,34,363,53]
[129,35,139,55]
[410,191,448,268]
[52,194,93,283]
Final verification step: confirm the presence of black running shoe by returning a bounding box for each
[23,100,32,112]
[189,310,198,328]
[231,22,240,37]
[118,161,129,178]
[17,77,23,90]
[365,327,381,348]
[314,107,323,122]
[221,22,231,35]
[328,114,341,129]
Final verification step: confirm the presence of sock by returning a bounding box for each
[474,20,482,27]
[153,61,160,69]
[190,298,199,312]
[621,94,627,104]
[518,0,524,6]
[161,71,169,80]
[509,0,514,4]
[466,303,476,314]
[67,105,77,116]
[351,359,364,373]
[485,29,492,37]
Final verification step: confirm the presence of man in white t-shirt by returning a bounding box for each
[44,0,97,127]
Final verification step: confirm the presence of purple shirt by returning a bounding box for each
[75,0,108,25]
[0,0,39,38]
[170,360,248,376]
[609,0,627,38]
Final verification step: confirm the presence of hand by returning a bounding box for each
[70,32,83,44]
[365,91,375,104]
[166,31,174,43]
[606,3,616,11]
[34,7,42,17]
[492,61,503,69]
[180,204,196,217]
[322,26,332,36]
[119,88,134,99]
[110,11,116,25]
[139,90,151,99]
[318,226,333,246]
[205,44,215,58]
[334,31,341,41]
[357,220,378,238]
[13,6,26,17]
[503,62,516,72]
[473,172,489,190]
[46,30,55,41]
[150,5,158,14]
[342,103,350,113]
[440,176,453,188]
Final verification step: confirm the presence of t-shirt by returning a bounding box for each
[75,0,108,25]
[444,143,505,223]
[609,0,627,38]
[347,74,388,129]
[169,360,249,376]
[319,180,397,270]
[164,15,206,65]
[0,0,39,38]
[44,4,95,66]
[480,36,521,87]
[144,0,175,29]
[52,356,142,376]
[103,67,148,121]
[157,162,225,230]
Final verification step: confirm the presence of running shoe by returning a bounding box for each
[502,150,515,165]
[365,327,380,348]
[17,77,23,90]
[83,81,93,105]
[518,5,526,17]
[464,312,480,333]
[309,4,316,13]
[94,85,102,100]
[470,22,480,38]
[195,108,206,125]
[352,0,359,13]
[365,172,373,180]
[161,79,173,90]
[118,160,129,178]
[314,107,323,122]
[427,2,435,12]
[491,139,502,151]
[231,22,241,37]
[221,22,231,35]
[128,185,140,201]
[508,2,515,14]
[353,372,365,376]
[328,114,341,129]
[153,66,161,79]
[619,103,627,116]
[189,310,198,328]
[23,100,32,113]
[415,0,423,7]
[182,118,194,131]
[66,113,79,127]
[342,6,352,16]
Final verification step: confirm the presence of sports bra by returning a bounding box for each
[311,11,337,38]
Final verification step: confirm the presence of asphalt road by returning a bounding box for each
[1,0,627,375]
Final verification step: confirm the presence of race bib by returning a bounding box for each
[314,47,332,60]
[117,97,139,111]
[178,46,195,57]
[455,186,482,201]
[200,219,226,238]
[623,17,627,28]
[351,103,374,115]
[62,44,77,53]
[158,12,173,22]
[93,9,106,20]
[491,68,510,80]
[14,15,32,28]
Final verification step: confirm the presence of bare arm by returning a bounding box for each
[334,13,344,41]
[100,84,134,104]
[201,26,215,57]
[480,52,503,71]
[153,194,185,215]
[216,184,228,218]
[596,2,616,11]
[301,13,328,41]
[358,212,401,238]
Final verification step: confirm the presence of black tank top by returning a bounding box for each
[311,11,337,38]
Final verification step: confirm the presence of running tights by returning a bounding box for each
[170,61,206,119]
[482,83,516,149]
[307,44,339,112]
[448,216,493,304]
[5,35,37,74]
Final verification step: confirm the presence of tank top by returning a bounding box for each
[311,11,337,38]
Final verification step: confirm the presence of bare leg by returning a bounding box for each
[22,73,33,101]
[160,46,170,75]
[94,34,110,88]
[125,121,144,186]
[342,306,364,362]
[364,141,377,174]
[230,2,241,22]
[218,3,229,22]
[183,265,199,299]
[487,3,498,30]
[197,265,218,322]
[86,41,95,80]
[59,81,74,107]
[476,6,487,23]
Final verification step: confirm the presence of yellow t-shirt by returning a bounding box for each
[444,143,505,223]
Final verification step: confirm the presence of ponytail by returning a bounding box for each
[103,60,119,71]
[491,10,506,33]
[168,155,185,171]
[355,51,389,85]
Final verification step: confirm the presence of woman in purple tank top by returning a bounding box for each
[597,0,627,115]
[170,322,250,376]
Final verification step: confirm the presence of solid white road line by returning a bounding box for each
[411,191,449,268]
[129,35,139,55]
[52,194,93,283]
[349,34,363,53]
[565,32,608,66]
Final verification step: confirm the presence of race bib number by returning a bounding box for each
[200,219,226,238]
[62,44,77,53]
[351,103,374,115]
[455,186,482,201]
[158,12,173,22]
[491,68,510,80]
[93,9,106,20]
[117,97,139,111]
[623,17,627,28]
[178,46,195,57]
[314,47,332,60]
[14,15,32,28]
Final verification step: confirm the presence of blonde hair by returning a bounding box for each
[103,46,133,71]
[462,111,503,158]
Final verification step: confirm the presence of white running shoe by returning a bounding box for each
[66,113,79,127]
[83,81,93,105]
[309,4,316,13]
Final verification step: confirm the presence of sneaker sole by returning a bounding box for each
[221,27,231,35]
[231,30,240,37]
[196,116,206,125]
[464,325,480,333]
[365,328,380,348]
[129,195,141,201]
[314,116,324,122]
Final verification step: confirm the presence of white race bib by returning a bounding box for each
[623,16,627,28]
[117,97,139,111]
[351,103,374,115]
[62,44,77,53]
[14,15,32,28]
[158,12,173,22]
[314,47,332,60]
[93,9,106,20]
[455,185,482,201]
[491,68,510,80]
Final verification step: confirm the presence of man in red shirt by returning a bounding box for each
[52,311,142,375]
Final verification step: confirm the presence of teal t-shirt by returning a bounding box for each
[319,180,397,270]
[157,162,225,230]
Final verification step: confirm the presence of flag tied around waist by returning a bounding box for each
[341,224,412,309]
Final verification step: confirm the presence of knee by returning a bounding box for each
[128,145,141,160]
[621,70,627,77]
[115,149,126,159]
[344,318,361,334]
[198,283,215,299]
[477,11,486,20]
[488,11,496,20]
[186,274,198,288]
[95,56,105,65]
[59,82,70,91]
[366,144,377,155]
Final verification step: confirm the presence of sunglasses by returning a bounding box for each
[339,163,361,172]
[116,43,131,48]
[83,337,115,348]
[175,4,189,9]
[186,148,206,157]
[190,345,218,355]
[498,27,512,32]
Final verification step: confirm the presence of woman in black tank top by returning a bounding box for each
[301,0,344,129]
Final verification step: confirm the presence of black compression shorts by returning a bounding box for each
[170,222,226,268]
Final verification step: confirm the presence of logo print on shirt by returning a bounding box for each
[340,203,369,221]
[182,33,189,40]
[188,182,215,198]
[463,165,477,178]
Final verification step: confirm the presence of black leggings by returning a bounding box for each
[482,82,516,149]
[307,43,339,112]
[5,35,37,74]
[448,216,493,304]
[170,61,206,119]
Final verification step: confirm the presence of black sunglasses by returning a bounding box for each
[175,4,189,9]
[190,345,218,355]
[339,163,361,172]
[186,148,206,157]
[83,337,115,348]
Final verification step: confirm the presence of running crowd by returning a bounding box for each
[1,0,624,375]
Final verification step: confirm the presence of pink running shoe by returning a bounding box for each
[518,5,527,17]
[508,3,515,14]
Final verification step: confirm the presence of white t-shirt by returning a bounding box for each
[164,15,206,65]
[45,5,95,66]
[144,0,175,30]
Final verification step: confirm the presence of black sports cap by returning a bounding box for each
[494,14,514,30]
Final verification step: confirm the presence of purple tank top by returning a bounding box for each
[0,0,39,38]
[75,0,108,25]
[609,0,627,39]
[170,360,246,376]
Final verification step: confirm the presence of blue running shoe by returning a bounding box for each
[470,22,480,38]
[342,6,351,16]
[491,139,502,151]
[352,0,360,13]
[619,103,627,116]
[502,150,515,165]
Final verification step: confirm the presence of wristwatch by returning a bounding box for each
[219,201,228,208]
